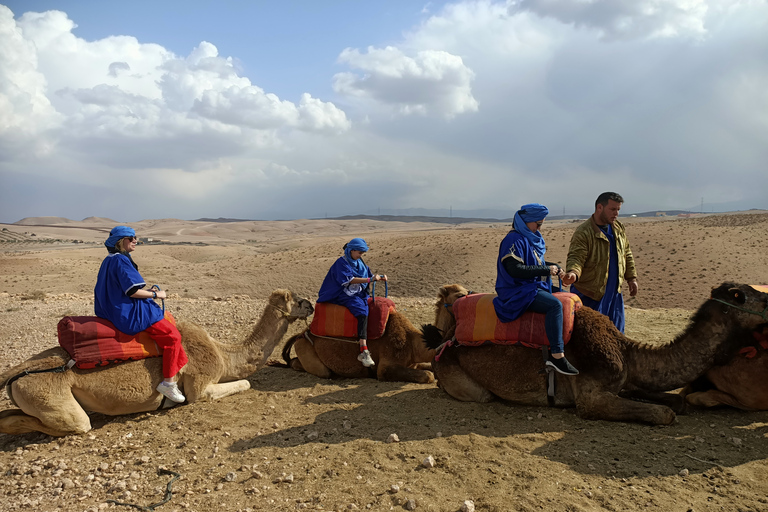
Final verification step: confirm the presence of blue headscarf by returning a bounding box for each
[343,238,369,278]
[512,203,548,258]
[105,226,135,249]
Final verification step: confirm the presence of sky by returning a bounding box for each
[1,0,767,223]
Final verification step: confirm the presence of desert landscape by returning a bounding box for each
[1,211,767,512]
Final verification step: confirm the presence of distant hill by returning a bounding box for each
[193,217,260,223]
[14,216,74,225]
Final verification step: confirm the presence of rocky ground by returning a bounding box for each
[0,212,767,512]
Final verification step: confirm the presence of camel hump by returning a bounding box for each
[453,292,581,348]
[310,298,396,340]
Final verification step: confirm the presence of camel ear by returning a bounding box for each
[438,286,448,300]
[284,290,293,304]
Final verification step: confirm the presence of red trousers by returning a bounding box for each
[144,318,188,378]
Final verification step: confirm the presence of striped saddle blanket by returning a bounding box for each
[310,297,395,340]
[452,292,582,348]
[57,312,175,369]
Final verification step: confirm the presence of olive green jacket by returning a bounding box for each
[565,216,637,301]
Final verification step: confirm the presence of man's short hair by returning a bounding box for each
[595,192,624,207]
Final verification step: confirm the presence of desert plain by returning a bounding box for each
[0,211,767,512]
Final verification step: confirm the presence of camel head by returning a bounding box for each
[267,289,314,321]
[707,282,768,333]
[434,284,470,333]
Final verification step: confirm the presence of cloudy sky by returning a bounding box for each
[1,0,767,223]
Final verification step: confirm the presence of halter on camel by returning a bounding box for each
[709,285,768,322]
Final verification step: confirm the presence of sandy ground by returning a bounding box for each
[0,212,767,512]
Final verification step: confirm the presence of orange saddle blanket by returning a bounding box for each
[310,298,395,340]
[57,313,175,369]
[452,292,581,349]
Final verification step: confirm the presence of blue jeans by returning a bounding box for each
[528,290,564,353]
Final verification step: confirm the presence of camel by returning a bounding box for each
[278,308,436,384]
[422,282,768,425]
[0,289,314,437]
[681,325,768,410]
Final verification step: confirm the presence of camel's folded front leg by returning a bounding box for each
[574,389,676,425]
[191,380,252,402]
[377,363,435,384]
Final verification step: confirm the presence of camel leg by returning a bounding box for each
[7,379,92,436]
[410,362,433,371]
[195,380,252,401]
[618,389,688,414]
[293,336,333,379]
[377,363,434,384]
[685,390,753,411]
[0,409,87,437]
[432,354,493,402]
[573,389,676,425]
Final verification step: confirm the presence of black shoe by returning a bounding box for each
[546,355,579,376]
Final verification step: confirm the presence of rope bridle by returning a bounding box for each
[709,297,768,322]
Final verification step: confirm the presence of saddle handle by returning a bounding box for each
[370,279,388,301]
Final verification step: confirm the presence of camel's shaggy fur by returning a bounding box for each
[423,282,768,425]
[277,309,436,384]
[0,290,314,437]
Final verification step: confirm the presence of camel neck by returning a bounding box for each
[624,305,742,391]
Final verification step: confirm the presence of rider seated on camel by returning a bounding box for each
[317,238,387,368]
[94,226,188,402]
[494,204,579,376]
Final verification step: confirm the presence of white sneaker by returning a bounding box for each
[156,381,186,403]
[357,349,375,367]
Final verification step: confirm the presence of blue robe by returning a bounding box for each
[493,230,552,323]
[94,253,164,335]
[317,257,373,317]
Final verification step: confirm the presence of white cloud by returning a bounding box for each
[511,0,713,41]
[333,46,478,118]
[0,7,350,174]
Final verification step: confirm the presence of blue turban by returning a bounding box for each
[513,203,548,258]
[105,226,135,248]
[343,238,369,278]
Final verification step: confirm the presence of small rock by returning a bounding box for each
[390,484,400,493]
[225,472,237,482]
[679,468,689,477]
[731,437,742,446]
[387,434,400,443]
[422,456,435,468]
[405,499,417,510]
[461,500,475,512]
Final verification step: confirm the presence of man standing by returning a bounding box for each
[562,192,638,333]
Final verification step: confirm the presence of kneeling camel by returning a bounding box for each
[0,289,314,437]
[279,308,436,383]
[423,282,768,425]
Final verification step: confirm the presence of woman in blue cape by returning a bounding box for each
[317,238,387,367]
[494,204,579,376]
[94,226,188,402]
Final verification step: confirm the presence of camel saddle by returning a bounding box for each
[310,297,395,340]
[57,312,175,369]
[452,292,582,349]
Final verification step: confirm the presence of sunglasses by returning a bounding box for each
[123,236,138,242]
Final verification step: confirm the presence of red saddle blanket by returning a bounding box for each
[453,292,581,348]
[57,313,175,369]
[310,298,395,340]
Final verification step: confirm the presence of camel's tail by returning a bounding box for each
[421,324,445,351]
[267,334,301,368]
